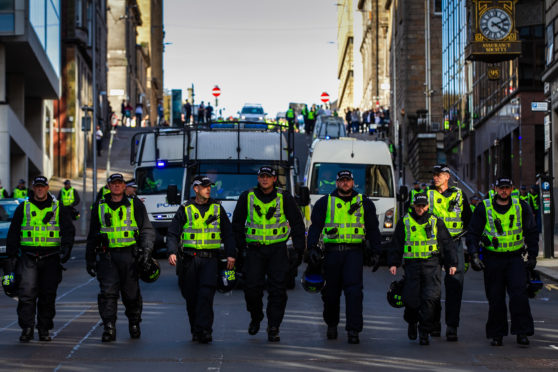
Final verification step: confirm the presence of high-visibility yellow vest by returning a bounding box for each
[408,188,423,213]
[245,190,290,245]
[323,194,365,244]
[482,197,524,252]
[0,187,5,199]
[61,187,76,207]
[427,188,464,237]
[13,188,28,199]
[20,201,60,247]
[403,214,438,259]
[181,202,221,249]
[98,199,138,248]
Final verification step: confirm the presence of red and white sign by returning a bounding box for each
[212,85,221,97]
[320,92,330,103]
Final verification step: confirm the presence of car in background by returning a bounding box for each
[312,115,346,141]
[0,199,21,259]
[239,104,266,122]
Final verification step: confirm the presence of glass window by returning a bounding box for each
[310,163,394,197]
[136,166,185,195]
[547,23,554,66]
[30,0,46,48]
[0,202,18,222]
[0,13,13,32]
[0,0,13,11]
[241,106,264,114]
[434,0,442,14]
[46,0,60,77]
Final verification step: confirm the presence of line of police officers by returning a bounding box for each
[3,164,539,348]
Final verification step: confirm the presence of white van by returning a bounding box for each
[304,138,396,245]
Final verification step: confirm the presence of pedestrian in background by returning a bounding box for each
[0,180,9,198]
[6,176,75,342]
[345,108,352,134]
[125,180,138,198]
[167,175,236,343]
[389,193,456,345]
[198,102,205,124]
[96,125,103,156]
[12,179,29,199]
[183,100,192,125]
[135,104,143,127]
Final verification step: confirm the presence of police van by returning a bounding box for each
[130,122,304,273]
[303,138,397,246]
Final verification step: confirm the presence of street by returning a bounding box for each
[1,244,558,371]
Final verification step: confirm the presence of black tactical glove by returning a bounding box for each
[86,261,97,277]
[307,246,323,266]
[526,255,537,271]
[60,245,72,264]
[370,254,381,272]
[139,253,151,271]
[470,253,485,271]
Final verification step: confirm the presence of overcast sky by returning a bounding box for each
[163,0,339,117]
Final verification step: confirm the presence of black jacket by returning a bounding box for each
[428,186,473,228]
[306,189,382,253]
[465,197,539,257]
[57,187,81,207]
[6,194,76,257]
[388,211,457,268]
[86,194,155,263]
[167,198,236,258]
[232,187,306,254]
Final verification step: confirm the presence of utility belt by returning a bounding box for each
[324,243,363,252]
[22,248,60,261]
[246,241,287,250]
[481,247,525,257]
[179,248,219,259]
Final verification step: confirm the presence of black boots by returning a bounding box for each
[19,328,33,343]
[38,328,52,342]
[419,330,429,345]
[248,320,260,335]
[347,330,359,344]
[267,326,280,342]
[198,330,213,344]
[491,336,503,346]
[517,334,529,347]
[102,322,116,342]
[446,326,458,342]
[408,323,418,340]
[129,323,141,339]
[327,326,338,340]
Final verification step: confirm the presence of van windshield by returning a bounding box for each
[241,107,264,114]
[310,163,394,197]
[136,166,184,195]
[190,163,288,200]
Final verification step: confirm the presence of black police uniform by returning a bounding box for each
[232,186,305,339]
[307,189,382,342]
[85,193,154,339]
[167,198,235,342]
[466,194,538,343]
[389,210,456,342]
[429,185,472,338]
[6,193,75,340]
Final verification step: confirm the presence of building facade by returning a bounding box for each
[443,0,545,194]
[386,0,444,182]
[0,0,60,189]
[54,0,108,178]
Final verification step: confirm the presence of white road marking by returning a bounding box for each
[54,319,102,371]
[56,277,96,301]
[52,306,91,339]
[550,345,558,351]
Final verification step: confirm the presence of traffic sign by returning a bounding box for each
[212,85,221,97]
[320,92,329,103]
[531,101,548,112]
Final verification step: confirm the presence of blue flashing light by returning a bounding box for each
[325,135,331,140]
[156,160,167,168]
[518,136,522,140]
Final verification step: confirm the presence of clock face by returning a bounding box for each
[479,8,512,40]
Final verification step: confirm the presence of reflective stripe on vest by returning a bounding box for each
[323,194,365,243]
[403,214,438,259]
[427,188,464,237]
[61,187,75,206]
[482,198,524,252]
[181,203,221,249]
[245,191,290,245]
[20,201,61,246]
[99,199,138,247]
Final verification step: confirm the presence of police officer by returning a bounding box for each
[470,195,481,213]
[167,175,236,343]
[58,180,80,209]
[0,180,9,198]
[125,180,138,198]
[85,173,155,342]
[529,184,541,233]
[12,179,29,199]
[95,182,111,203]
[427,164,472,341]
[405,181,423,213]
[307,170,382,344]
[232,166,305,342]
[6,176,75,342]
[286,107,295,129]
[466,177,538,347]
[389,193,457,345]
[519,185,534,212]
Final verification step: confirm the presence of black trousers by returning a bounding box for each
[433,239,464,330]
[321,248,364,332]
[244,243,289,328]
[177,255,218,336]
[483,253,534,338]
[17,253,62,330]
[96,247,142,325]
[403,257,441,332]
